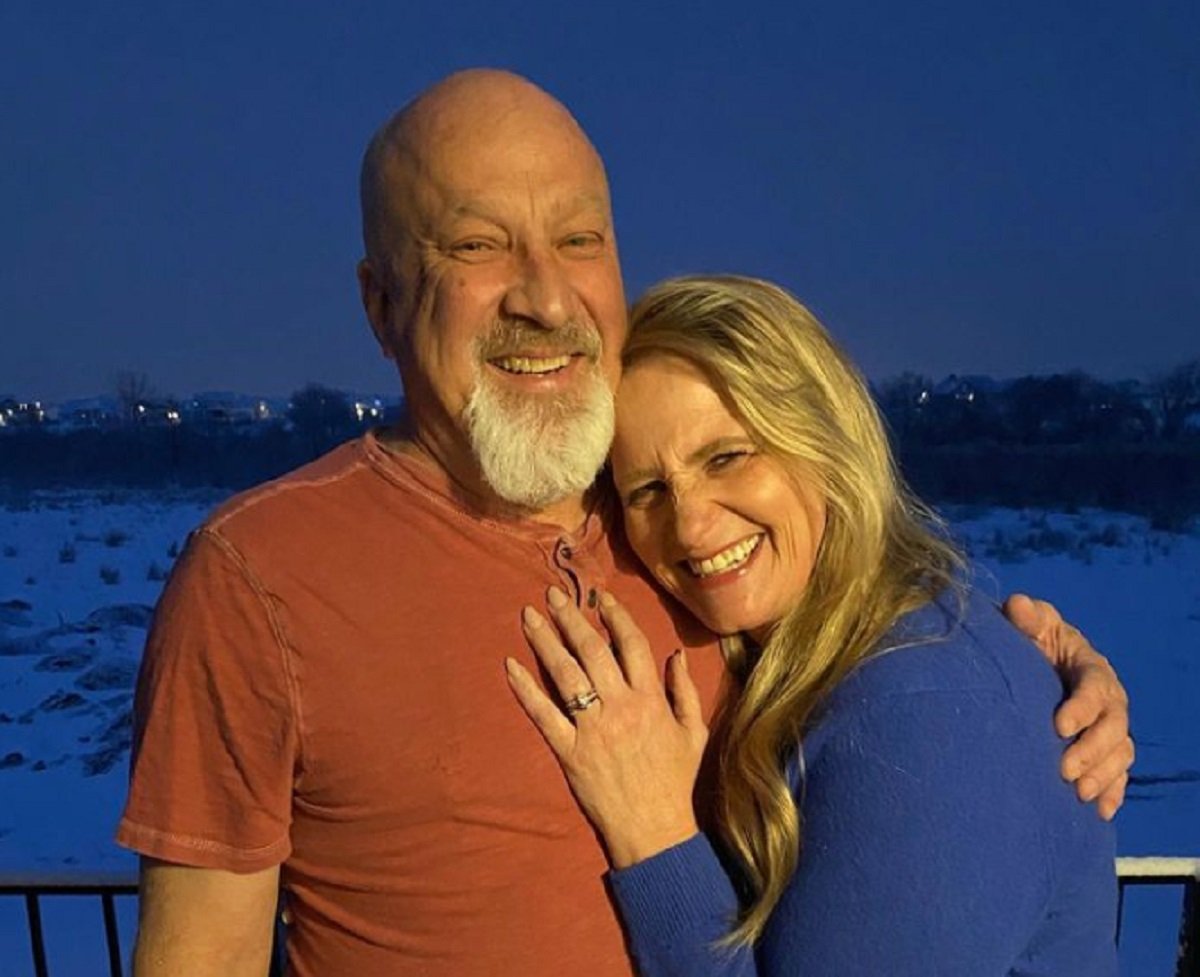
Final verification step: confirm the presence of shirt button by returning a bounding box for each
[560,545,573,560]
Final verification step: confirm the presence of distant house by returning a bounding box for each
[931,374,1004,404]
[52,397,122,431]
[133,400,182,427]
[185,392,277,430]
[0,398,46,430]
[344,394,403,426]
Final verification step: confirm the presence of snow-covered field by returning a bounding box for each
[0,491,1196,975]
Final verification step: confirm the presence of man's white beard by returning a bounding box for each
[463,365,615,511]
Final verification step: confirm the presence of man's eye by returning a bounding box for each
[451,241,504,260]
[560,232,603,254]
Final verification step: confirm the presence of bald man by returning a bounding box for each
[119,70,1132,977]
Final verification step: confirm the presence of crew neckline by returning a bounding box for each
[360,428,611,548]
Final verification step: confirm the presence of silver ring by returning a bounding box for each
[564,688,601,714]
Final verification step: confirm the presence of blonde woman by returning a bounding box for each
[507,276,1118,975]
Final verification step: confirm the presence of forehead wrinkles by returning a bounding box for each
[412,103,608,209]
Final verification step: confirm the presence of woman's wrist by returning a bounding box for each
[605,819,701,870]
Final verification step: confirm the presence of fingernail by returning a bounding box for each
[522,606,544,629]
[504,657,520,677]
[1079,777,1098,800]
[547,586,568,609]
[599,591,616,608]
[678,648,688,671]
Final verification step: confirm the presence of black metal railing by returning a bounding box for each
[2,858,1198,976]
[1116,857,1200,976]
[0,869,284,977]
[0,870,137,977]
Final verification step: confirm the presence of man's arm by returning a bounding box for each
[133,858,280,977]
[1002,594,1134,820]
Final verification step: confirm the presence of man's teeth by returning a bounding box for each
[493,355,572,375]
[689,535,762,578]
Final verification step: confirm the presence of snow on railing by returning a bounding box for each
[1,858,1197,976]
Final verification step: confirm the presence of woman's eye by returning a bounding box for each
[625,482,664,507]
[708,450,749,471]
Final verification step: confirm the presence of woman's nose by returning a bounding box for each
[669,488,719,553]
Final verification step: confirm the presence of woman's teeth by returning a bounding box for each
[493,355,571,375]
[689,535,762,577]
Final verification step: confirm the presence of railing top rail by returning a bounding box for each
[0,857,1194,891]
[0,869,138,888]
[1116,856,1200,879]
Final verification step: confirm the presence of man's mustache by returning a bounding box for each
[475,319,602,361]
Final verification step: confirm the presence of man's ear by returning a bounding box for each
[357,258,398,361]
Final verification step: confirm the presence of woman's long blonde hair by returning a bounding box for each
[625,275,965,945]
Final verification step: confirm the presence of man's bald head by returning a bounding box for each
[359,69,609,264]
[353,70,627,523]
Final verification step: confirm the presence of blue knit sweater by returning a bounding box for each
[610,589,1118,976]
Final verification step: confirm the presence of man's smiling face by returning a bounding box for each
[359,73,627,512]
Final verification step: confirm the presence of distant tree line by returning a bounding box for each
[876,359,1200,446]
[875,358,1200,530]
[0,384,395,491]
[2,365,1198,530]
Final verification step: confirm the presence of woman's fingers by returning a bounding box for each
[596,592,659,691]
[544,586,627,694]
[504,658,576,757]
[521,605,603,704]
[667,650,706,743]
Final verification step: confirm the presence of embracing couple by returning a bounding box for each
[120,70,1129,975]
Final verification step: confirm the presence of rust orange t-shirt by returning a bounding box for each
[117,432,725,976]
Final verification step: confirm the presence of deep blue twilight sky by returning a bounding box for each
[2,1,1196,402]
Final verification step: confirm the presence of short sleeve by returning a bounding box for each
[116,529,299,871]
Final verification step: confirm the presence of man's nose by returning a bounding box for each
[501,246,575,330]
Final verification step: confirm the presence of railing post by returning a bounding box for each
[103,891,125,977]
[1177,879,1199,977]
[25,892,49,977]
[1116,879,1125,944]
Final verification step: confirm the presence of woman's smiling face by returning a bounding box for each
[611,353,827,642]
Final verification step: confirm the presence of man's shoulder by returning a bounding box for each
[202,438,380,542]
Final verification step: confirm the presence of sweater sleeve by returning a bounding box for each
[610,685,1057,976]
[609,832,754,976]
